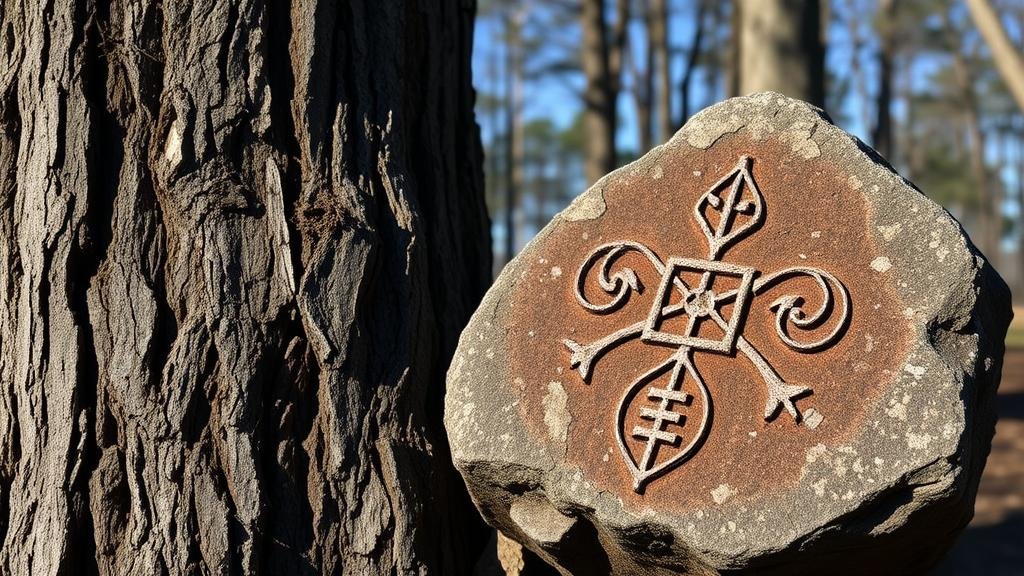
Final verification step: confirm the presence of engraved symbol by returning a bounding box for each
[563,156,850,492]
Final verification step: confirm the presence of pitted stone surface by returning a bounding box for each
[445,93,1012,575]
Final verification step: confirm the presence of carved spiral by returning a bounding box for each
[753,267,850,352]
[574,241,665,314]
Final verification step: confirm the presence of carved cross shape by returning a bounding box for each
[563,156,851,492]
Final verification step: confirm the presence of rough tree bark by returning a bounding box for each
[0,0,491,574]
[733,0,826,108]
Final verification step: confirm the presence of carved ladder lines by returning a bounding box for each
[632,349,692,481]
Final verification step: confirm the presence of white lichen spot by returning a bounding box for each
[848,175,863,190]
[811,230,822,238]
[711,484,737,505]
[528,331,536,338]
[805,443,827,463]
[550,266,563,279]
[906,432,932,450]
[874,457,884,466]
[727,521,737,532]
[804,409,823,430]
[863,334,876,354]
[885,401,907,421]
[543,382,570,442]
[748,431,757,438]
[870,256,892,273]
[903,307,916,319]
[799,253,808,260]
[877,223,902,241]
[563,190,606,221]
[781,121,821,159]
[602,453,609,462]
[936,247,949,261]
[651,164,664,179]
[812,478,827,497]
[904,364,926,380]
[693,170,702,177]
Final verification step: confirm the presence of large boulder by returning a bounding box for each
[445,93,1011,575]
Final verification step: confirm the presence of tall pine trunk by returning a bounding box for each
[733,0,825,108]
[580,0,628,185]
[872,0,896,160]
[0,1,490,574]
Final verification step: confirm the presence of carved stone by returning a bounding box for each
[445,93,1012,575]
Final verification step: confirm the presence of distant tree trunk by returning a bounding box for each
[872,0,896,159]
[967,0,1024,114]
[652,0,672,142]
[733,0,826,108]
[631,0,654,154]
[1018,134,1024,295]
[946,12,999,261]
[679,0,707,127]
[504,7,526,263]
[0,1,490,574]
[844,0,871,135]
[581,0,628,184]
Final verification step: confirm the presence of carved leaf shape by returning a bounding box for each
[693,156,765,259]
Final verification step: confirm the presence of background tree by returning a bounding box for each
[968,0,1024,112]
[732,0,826,107]
[0,0,489,574]
[581,0,629,184]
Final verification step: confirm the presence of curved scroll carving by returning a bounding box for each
[755,267,851,352]
[572,242,666,314]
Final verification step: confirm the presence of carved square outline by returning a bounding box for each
[641,257,756,354]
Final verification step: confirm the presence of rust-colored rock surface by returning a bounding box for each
[446,93,1012,575]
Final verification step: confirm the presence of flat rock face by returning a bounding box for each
[445,93,1012,575]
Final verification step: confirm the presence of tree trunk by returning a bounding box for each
[630,0,654,155]
[872,0,896,160]
[964,93,997,262]
[946,11,999,261]
[504,7,525,263]
[0,1,491,574]
[581,0,628,185]
[734,0,826,108]
[651,0,671,143]
[967,0,1024,114]
[678,0,706,128]
[842,0,871,142]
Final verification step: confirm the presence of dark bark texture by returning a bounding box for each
[0,0,491,574]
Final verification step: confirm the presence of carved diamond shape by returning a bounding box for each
[641,257,756,354]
